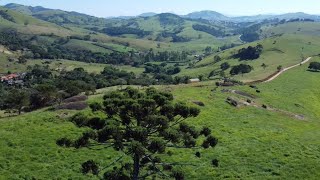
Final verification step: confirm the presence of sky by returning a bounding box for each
[0,0,319,17]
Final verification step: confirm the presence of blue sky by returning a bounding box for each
[0,0,319,17]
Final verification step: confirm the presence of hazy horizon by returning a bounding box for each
[0,0,319,17]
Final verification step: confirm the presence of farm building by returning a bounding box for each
[188,78,200,83]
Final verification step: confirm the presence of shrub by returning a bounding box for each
[89,102,102,112]
[81,160,99,175]
[212,159,219,167]
[56,102,88,110]
[63,95,88,103]
[195,151,201,158]
[230,64,253,75]
[192,101,205,107]
[200,127,211,137]
[56,138,72,147]
[308,62,320,71]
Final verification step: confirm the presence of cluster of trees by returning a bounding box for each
[34,11,106,26]
[0,63,196,114]
[0,29,28,50]
[233,44,263,60]
[142,49,189,63]
[144,63,181,75]
[102,27,150,37]
[236,23,261,42]
[57,87,218,179]
[0,29,193,67]
[171,34,191,42]
[287,18,315,23]
[0,10,15,22]
[240,32,260,42]
[0,65,156,114]
[192,24,225,37]
[156,29,190,42]
[230,64,253,75]
[308,62,320,71]
[0,29,137,65]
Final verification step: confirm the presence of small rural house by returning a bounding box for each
[188,78,200,84]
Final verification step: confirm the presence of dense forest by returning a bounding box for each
[192,24,225,37]
[233,44,263,60]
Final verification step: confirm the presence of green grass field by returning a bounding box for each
[0,58,145,75]
[0,58,320,179]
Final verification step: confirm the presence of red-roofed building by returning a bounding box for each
[1,74,19,82]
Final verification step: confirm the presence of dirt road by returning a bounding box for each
[264,57,312,83]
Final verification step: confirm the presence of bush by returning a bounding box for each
[63,95,88,103]
[212,159,219,167]
[81,160,99,175]
[195,151,201,158]
[172,170,185,180]
[192,101,205,107]
[89,102,102,112]
[56,102,88,110]
[308,62,320,71]
[233,44,263,60]
[220,62,230,70]
[56,138,72,147]
[230,64,253,75]
[200,127,211,137]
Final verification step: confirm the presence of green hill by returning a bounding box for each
[1,59,320,179]
[184,21,320,82]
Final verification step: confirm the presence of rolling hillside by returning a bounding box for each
[1,59,320,179]
[177,21,320,82]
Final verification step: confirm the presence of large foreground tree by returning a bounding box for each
[57,87,218,179]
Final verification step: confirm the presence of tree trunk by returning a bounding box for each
[132,153,140,180]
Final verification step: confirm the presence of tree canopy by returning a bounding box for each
[57,87,218,179]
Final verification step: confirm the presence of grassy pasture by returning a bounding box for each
[178,34,320,82]
[1,59,320,179]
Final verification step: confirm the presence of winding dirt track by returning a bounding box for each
[263,57,312,83]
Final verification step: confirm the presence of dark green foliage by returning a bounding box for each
[202,135,218,149]
[195,152,201,158]
[0,10,15,22]
[192,24,225,37]
[171,35,191,42]
[3,88,30,114]
[89,102,102,112]
[308,62,320,71]
[212,159,219,167]
[56,138,72,147]
[81,160,99,175]
[144,63,181,75]
[102,27,150,37]
[240,32,260,42]
[143,49,188,62]
[220,62,230,70]
[230,64,253,75]
[0,29,27,50]
[58,87,217,179]
[233,44,263,60]
[171,170,185,180]
[103,168,131,180]
[236,23,261,42]
[30,83,58,108]
[200,127,212,137]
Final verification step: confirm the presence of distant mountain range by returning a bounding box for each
[4,3,320,23]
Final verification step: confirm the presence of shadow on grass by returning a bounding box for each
[307,69,320,73]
